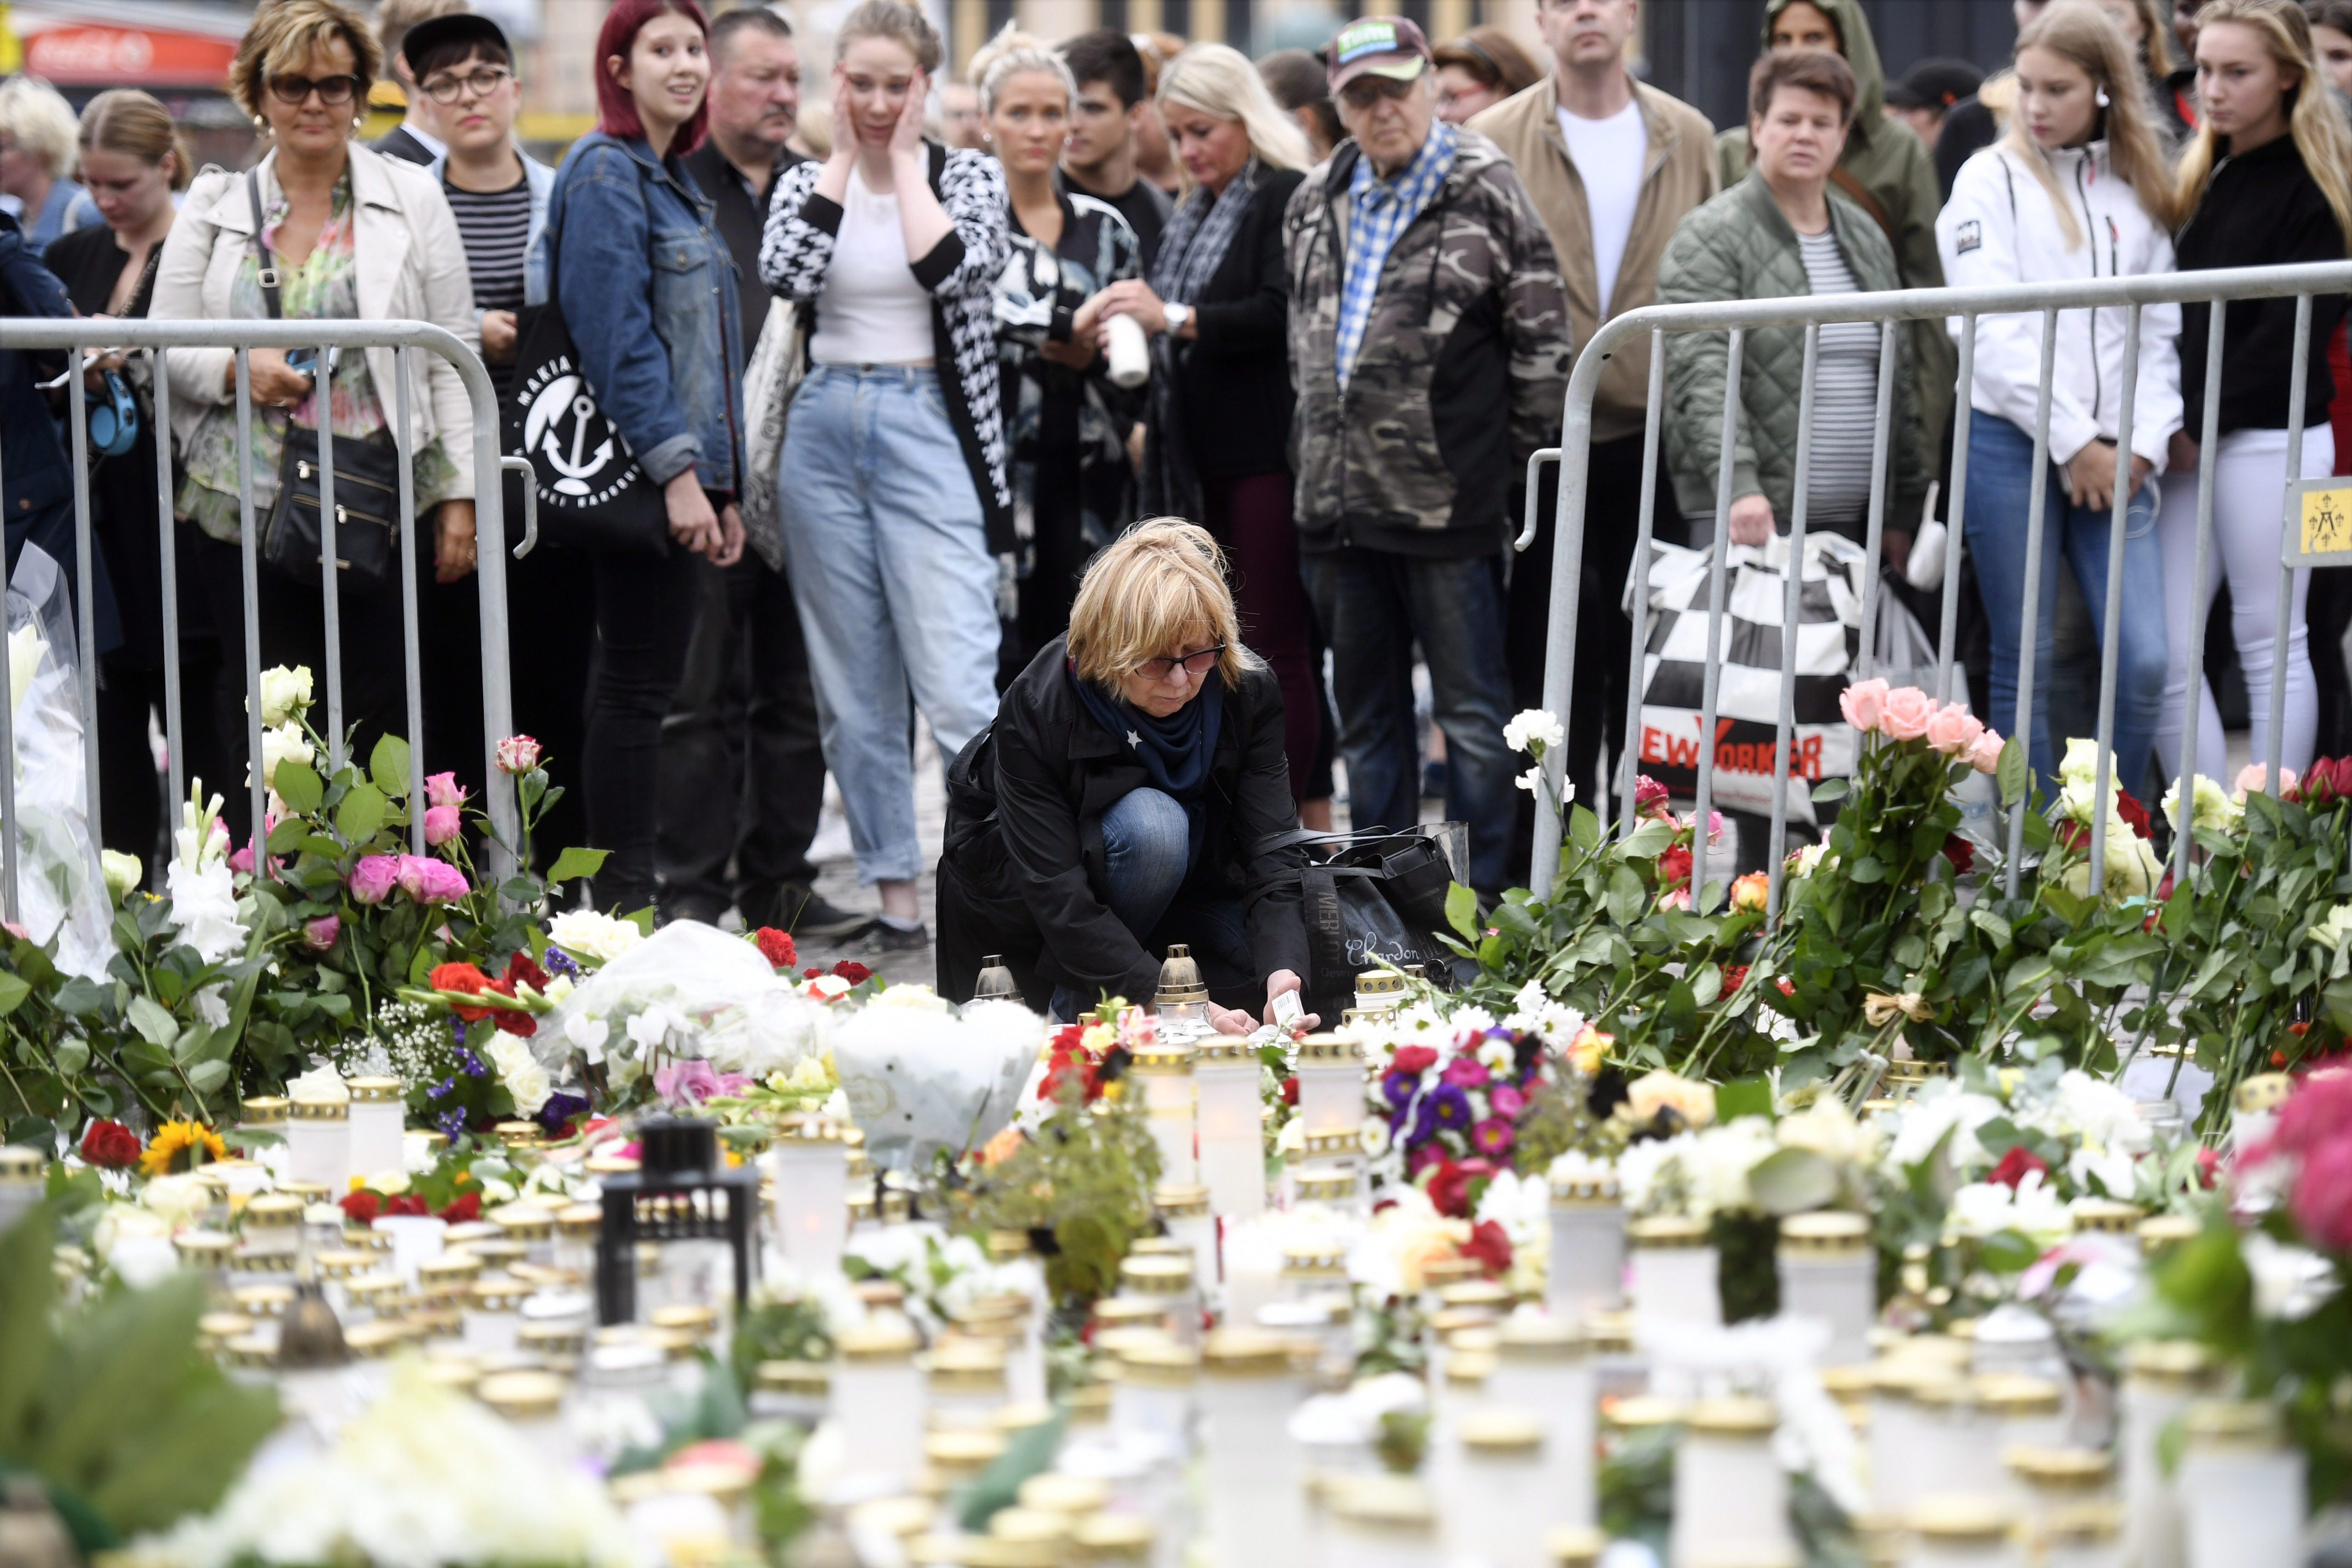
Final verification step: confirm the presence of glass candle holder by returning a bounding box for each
[832,1321,927,1490]
[1867,1363,1956,1518]
[765,1119,849,1274]
[1324,1473,1438,1568]
[1110,1340,1198,1460]
[345,1076,406,1180]
[1193,1041,1264,1221]
[476,1368,575,1469]
[373,1212,448,1285]
[925,1339,1009,1431]
[1493,1313,1595,1529]
[1154,1183,1217,1303]
[1547,1173,1625,1319]
[2118,1342,2210,1568]
[1292,1035,1363,1136]
[1672,1398,1793,1568]
[1914,1378,2010,1504]
[1447,1408,1548,1568]
[238,1192,304,1261]
[2180,1400,2303,1568]
[2005,1447,2112,1536]
[1978,1374,2066,1470]
[464,1276,528,1355]
[238,1094,289,1142]
[1280,1242,1349,1305]
[1199,1330,1308,1568]
[1628,1216,1718,1332]
[749,1359,830,1424]
[1130,1042,1198,1188]
[1118,1253,1199,1345]
[2040,1503,2124,1568]
[1776,1212,1874,1365]
[283,1096,351,1189]
[489,1201,557,1268]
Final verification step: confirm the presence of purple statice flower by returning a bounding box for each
[435,1110,466,1139]
[541,946,583,980]
[429,1076,457,1101]
[536,1091,590,1134]
[455,1044,488,1078]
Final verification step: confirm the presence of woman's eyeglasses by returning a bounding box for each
[267,73,363,106]
[421,68,514,104]
[1136,645,1225,680]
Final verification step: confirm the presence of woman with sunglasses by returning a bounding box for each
[153,0,478,843]
[936,520,1312,1032]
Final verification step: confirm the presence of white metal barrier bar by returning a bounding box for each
[2086,303,2143,900]
[2003,311,2060,899]
[1764,324,1821,920]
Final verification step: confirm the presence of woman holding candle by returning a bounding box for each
[935,519,1313,1029]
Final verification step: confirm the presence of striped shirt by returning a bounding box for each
[1794,228,1880,532]
[444,173,532,397]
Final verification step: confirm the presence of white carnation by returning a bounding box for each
[1503,709,1565,754]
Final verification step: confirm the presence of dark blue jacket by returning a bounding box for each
[530,132,744,497]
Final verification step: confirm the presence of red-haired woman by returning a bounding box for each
[526,0,745,913]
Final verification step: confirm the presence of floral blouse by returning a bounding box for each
[178,173,453,543]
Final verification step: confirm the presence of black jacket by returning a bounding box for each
[1166,167,1305,483]
[935,635,1310,1008]
[2177,133,2350,439]
[680,139,807,346]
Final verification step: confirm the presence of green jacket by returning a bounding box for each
[1656,171,1929,534]
[1712,0,1954,456]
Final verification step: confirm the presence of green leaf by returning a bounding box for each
[335,782,387,844]
[51,978,108,1019]
[0,972,31,1020]
[1997,737,2030,807]
[546,846,609,885]
[271,759,324,816]
[265,817,308,854]
[1968,908,2013,949]
[1849,856,1885,884]
[370,733,413,798]
[1607,865,1646,927]
[125,995,178,1051]
[1714,1076,1773,1123]
[52,1038,87,1076]
[1746,1147,1840,1215]
[1445,881,1479,941]
[1810,777,1849,803]
[183,1060,230,1097]
[1568,804,1601,851]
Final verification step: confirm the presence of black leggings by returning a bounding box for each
[97,649,231,867]
[585,543,699,911]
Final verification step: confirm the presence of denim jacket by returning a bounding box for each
[529,132,743,495]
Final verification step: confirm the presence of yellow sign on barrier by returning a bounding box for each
[2293,480,2352,565]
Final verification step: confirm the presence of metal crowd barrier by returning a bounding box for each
[1525,259,2352,912]
[0,318,529,923]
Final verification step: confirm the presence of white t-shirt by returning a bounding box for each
[809,166,937,366]
[1555,96,1646,318]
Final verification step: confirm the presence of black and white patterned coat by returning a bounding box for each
[760,141,1014,549]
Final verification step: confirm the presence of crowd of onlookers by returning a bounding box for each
[6,0,2352,948]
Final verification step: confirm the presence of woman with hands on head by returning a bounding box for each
[760,0,1012,951]
[533,0,746,912]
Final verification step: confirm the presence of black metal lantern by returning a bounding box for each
[594,1116,759,1326]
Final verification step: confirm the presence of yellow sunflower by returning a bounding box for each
[140,1120,227,1176]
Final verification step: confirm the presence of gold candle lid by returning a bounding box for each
[1126,1042,1194,1076]
[1549,1171,1622,1204]
[243,1193,304,1228]
[468,1277,530,1312]
[1070,1513,1153,1561]
[1546,1527,1606,1568]
[1355,969,1408,996]
[1117,1255,1194,1296]
[1497,1313,1584,1360]
[1153,1183,1210,1217]
[1779,1211,1871,1251]
[493,1121,541,1148]
[1153,944,1210,1007]
[347,1076,403,1103]
[1300,1129,1361,1160]
[476,1368,566,1418]
[311,1248,377,1280]
[1017,1473,1110,1515]
[288,1096,348,1121]
[2183,1398,2284,1449]
[232,1283,295,1317]
[1281,1244,1348,1277]
[174,1229,235,1263]
[924,1428,1008,1476]
[1200,1328,1295,1377]
[1687,1396,1778,1437]
[2069,1198,2143,1235]
[2137,1214,2200,1254]
[2235,1073,2293,1114]
[755,1359,831,1395]
[1293,1171,1357,1204]
[1602,1396,1687,1431]
[2123,1339,2213,1385]
[1295,1034,1360,1063]
[240,1095,291,1120]
[342,1319,410,1359]
[1115,1341,1199,1387]
[2043,1503,2123,1546]
[1326,1474,1434,1533]
[839,1321,921,1361]
[491,1202,556,1240]
[1627,1215,1710,1249]
[650,1303,719,1336]
[419,1255,484,1286]
[197,1310,254,1342]
[556,1202,604,1239]
[1975,1374,2062,1417]
[1907,1497,2014,1545]
[2004,1445,2111,1489]
[984,1228,1034,1260]
[1459,1408,1545,1454]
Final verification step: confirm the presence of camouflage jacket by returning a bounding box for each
[1283,130,1573,558]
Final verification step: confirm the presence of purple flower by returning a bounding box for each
[349,854,399,905]
[542,946,582,979]
[536,1091,590,1133]
[1470,1116,1515,1156]
[435,1110,466,1139]
[455,1044,488,1078]
[429,1076,456,1101]
[1381,1069,1418,1109]
[301,914,340,951]
[1440,1058,1491,1090]
[1405,1096,1439,1148]
[1426,1083,1474,1132]
[1488,1083,1527,1120]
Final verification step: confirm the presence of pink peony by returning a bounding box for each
[2291,1135,2352,1250]
[423,804,463,846]
[302,914,340,951]
[1839,678,1890,732]
[349,855,399,905]
[1967,730,2006,775]
[496,735,542,776]
[1880,686,1937,741]
[653,1059,753,1106]
[1925,703,1985,756]
[424,772,467,809]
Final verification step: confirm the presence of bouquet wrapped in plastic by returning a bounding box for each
[7,544,112,978]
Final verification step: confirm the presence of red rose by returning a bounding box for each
[436,1190,482,1224]
[1460,1218,1514,1276]
[493,1004,537,1038]
[753,928,797,969]
[1941,834,1975,875]
[79,1119,140,1169]
[2116,788,2151,839]
[339,1190,384,1224]
[1988,1145,2050,1190]
[1721,965,1750,995]
[804,967,822,979]
[832,960,873,984]
[503,951,550,994]
[1391,1045,1439,1076]
[1281,1076,1299,1105]
[1657,844,1694,890]
[430,961,495,1021]
[384,1192,429,1217]
[1425,1156,1497,1220]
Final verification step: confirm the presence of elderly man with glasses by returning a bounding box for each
[1282,16,1572,902]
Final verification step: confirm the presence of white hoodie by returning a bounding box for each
[1936,139,2182,471]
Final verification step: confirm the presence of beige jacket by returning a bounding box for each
[153,144,480,498]
[1470,74,1717,444]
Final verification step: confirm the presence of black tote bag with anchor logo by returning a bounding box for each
[502,172,669,554]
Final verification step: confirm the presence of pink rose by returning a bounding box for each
[228,840,255,875]
[349,855,399,905]
[408,857,470,905]
[1839,678,1890,732]
[424,772,466,809]
[423,804,463,846]
[1967,730,2006,775]
[496,735,543,776]
[1924,703,1985,756]
[2236,762,2295,798]
[653,1059,751,1106]
[2292,1136,2352,1250]
[302,914,340,951]
[1881,686,1937,741]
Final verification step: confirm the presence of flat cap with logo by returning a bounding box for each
[1325,16,1432,92]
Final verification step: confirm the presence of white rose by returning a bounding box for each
[251,664,314,727]
[286,1062,350,1103]
[548,909,642,963]
[253,721,315,792]
[102,849,142,899]
[870,983,952,1012]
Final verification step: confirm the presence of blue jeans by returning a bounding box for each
[780,365,1001,883]
[1962,415,2169,792]
[1300,548,1515,896]
[1050,787,1250,1021]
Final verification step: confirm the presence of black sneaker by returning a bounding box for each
[870,920,930,952]
[769,883,874,942]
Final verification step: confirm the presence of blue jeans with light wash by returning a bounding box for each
[779,364,1001,883]
[1049,787,1250,1022]
[1962,414,2169,794]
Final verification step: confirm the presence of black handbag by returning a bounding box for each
[244,170,399,590]
[500,171,669,555]
[1248,828,1465,1026]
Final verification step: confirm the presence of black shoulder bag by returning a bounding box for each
[245,170,400,591]
[500,159,669,554]
[1246,827,1466,1025]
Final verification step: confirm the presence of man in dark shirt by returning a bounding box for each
[368,0,462,165]
[1057,29,1173,270]
[661,5,865,940]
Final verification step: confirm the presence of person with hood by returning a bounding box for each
[1714,0,1955,462]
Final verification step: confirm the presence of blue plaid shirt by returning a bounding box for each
[1334,121,1458,391]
